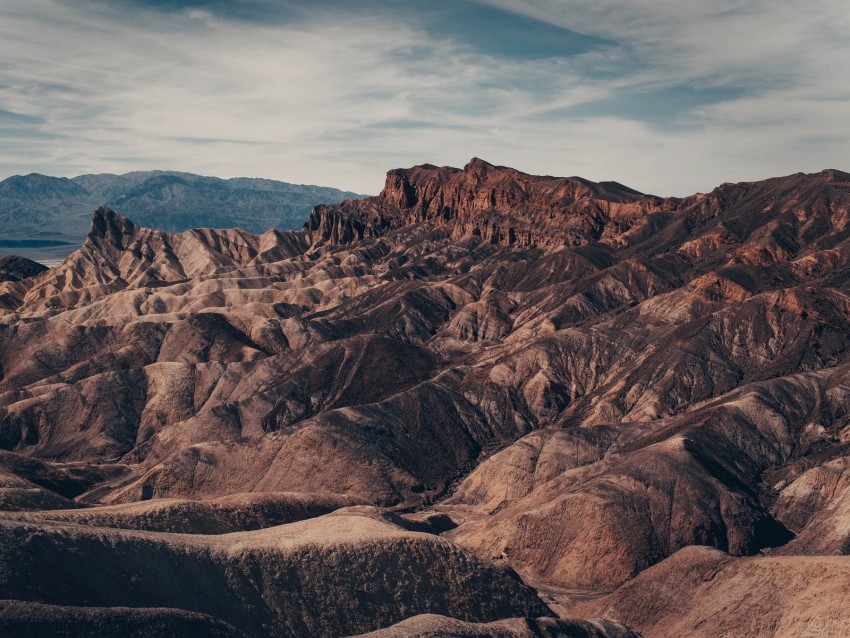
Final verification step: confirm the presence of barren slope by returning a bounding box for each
[351,613,640,638]
[0,508,550,637]
[582,546,850,637]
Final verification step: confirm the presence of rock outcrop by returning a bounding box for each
[307,158,670,249]
[0,170,365,262]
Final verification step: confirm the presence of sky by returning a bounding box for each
[0,0,848,196]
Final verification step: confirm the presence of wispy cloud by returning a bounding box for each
[0,0,848,195]
[476,0,850,187]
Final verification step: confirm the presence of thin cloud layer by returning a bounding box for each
[0,0,847,195]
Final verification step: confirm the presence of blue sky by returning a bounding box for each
[0,0,848,195]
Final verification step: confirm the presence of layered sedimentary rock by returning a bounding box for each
[3,159,850,635]
[306,158,668,249]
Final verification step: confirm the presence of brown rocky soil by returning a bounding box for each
[3,158,850,635]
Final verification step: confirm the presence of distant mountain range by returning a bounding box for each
[0,170,366,261]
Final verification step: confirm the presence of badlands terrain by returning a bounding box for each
[2,158,850,636]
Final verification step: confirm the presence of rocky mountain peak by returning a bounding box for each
[85,205,141,256]
[463,156,497,179]
[0,173,89,196]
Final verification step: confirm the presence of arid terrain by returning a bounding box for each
[3,158,850,636]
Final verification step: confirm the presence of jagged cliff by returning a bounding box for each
[307,158,671,248]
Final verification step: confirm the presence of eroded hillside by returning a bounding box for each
[3,159,850,636]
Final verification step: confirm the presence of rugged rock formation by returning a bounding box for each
[0,255,48,311]
[3,159,850,635]
[307,158,669,249]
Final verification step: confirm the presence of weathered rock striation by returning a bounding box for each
[580,546,850,637]
[307,158,669,249]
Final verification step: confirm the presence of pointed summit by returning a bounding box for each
[87,206,138,251]
[463,157,496,175]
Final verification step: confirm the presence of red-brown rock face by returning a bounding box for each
[307,158,673,248]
